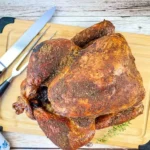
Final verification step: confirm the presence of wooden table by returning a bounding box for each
[0,0,150,149]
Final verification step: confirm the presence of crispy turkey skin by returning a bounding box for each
[13,20,145,150]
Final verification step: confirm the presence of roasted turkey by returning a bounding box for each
[13,20,145,150]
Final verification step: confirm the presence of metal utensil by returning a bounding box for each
[0,27,51,97]
[0,6,56,76]
[49,31,57,39]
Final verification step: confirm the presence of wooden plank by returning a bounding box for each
[51,17,150,35]
[0,0,150,17]
[3,132,58,148]
[3,132,120,148]
[1,1,150,34]
[1,16,150,34]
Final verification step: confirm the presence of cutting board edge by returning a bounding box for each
[0,19,150,148]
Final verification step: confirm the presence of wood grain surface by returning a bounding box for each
[0,0,150,149]
[3,132,120,149]
[0,19,150,149]
[0,0,150,34]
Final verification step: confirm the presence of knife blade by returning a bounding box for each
[0,6,56,76]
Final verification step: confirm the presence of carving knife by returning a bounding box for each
[0,6,56,76]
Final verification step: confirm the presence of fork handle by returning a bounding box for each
[0,79,11,97]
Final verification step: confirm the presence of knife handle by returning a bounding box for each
[0,80,10,97]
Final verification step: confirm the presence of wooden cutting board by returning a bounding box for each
[0,19,150,148]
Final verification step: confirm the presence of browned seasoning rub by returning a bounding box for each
[71,20,115,48]
[12,20,145,150]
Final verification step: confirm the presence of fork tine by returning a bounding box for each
[35,25,51,42]
[49,31,57,39]
[12,51,29,72]
[17,62,28,74]
[13,26,51,72]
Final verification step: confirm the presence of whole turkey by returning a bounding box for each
[13,20,145,150]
